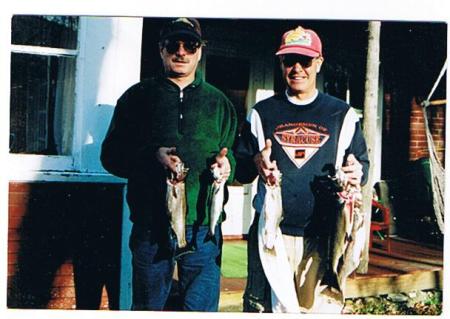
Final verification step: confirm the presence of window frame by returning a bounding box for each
[9,17,80,173]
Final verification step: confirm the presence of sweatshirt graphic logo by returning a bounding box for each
[273,122,329,168]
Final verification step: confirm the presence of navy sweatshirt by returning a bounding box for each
[234,91,369,236]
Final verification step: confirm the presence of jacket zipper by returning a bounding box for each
[179,90,184,134]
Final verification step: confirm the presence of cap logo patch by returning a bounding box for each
[173,17,194,28]
[285,27,312,47]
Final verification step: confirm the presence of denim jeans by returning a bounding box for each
[130,224,222,311]
[243,213,273,312]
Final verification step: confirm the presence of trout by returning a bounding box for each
[261,171,283,251]
[209,166,225,235]
[258,171,300,312]
[166,162,189,248]
[324,168,364,304]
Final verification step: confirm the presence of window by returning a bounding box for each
[10,15,78,155]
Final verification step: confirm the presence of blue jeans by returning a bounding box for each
[243,213,272,312]
[130,224,222,311]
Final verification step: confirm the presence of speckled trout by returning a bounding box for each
[166,162,189,248]
[209,166,225,235]
[261,172,283,251]
[258,172,300,312]
[324,168,364,304]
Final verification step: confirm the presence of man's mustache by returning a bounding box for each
[172,57,189,63]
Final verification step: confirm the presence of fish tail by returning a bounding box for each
[264,232,276,250]
[178,237,187,248]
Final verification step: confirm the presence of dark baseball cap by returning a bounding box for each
[159,17,202,42]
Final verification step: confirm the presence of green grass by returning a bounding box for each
[221,241,247,278]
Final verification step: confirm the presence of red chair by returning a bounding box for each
[370,199,391,253]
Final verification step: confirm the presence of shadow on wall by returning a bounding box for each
[7,182,124,309]
[82,103,116,173]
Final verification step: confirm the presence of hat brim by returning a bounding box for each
[275,46,320,57]
[161,30,202,42]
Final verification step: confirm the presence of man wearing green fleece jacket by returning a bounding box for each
[100,18,237,311]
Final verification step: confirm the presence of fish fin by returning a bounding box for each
[264,246,277,256]
[344,232,353,243]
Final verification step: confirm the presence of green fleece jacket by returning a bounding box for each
[101,71,237,227]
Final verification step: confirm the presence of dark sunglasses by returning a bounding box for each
[163,39,201,54]
[281,55,315,68]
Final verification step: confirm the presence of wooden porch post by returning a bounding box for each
[357,21,381,274]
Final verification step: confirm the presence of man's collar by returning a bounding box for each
[285,89,319,105]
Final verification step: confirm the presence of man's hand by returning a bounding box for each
[211,147,231,183]
[341,154,363,186]
[254,139,280,186]
[156,147,181,174]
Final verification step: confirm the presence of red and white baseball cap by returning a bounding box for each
[276,26,322,57]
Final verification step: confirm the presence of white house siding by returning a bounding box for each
[75,17,144,175]
[7,16,143,310]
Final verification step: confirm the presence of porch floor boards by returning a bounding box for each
[346,237,443,298]
[220,237,443,301]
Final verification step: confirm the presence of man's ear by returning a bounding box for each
[159,43,165,58]
[316,56,324,73]
[197,47,202,62]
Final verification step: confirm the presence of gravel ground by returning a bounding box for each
[219,289,443,314]
[343,289,442,315]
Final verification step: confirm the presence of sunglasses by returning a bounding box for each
[281,55,315,68]
[163,39,201,54]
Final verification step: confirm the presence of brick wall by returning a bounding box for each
[8,182,124,310]
[409,98,446,164]
[430,104,446,164]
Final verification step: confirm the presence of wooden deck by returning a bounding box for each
[220,237,443,305]
[346,237,443,298]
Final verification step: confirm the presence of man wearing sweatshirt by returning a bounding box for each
[235,25,369,313]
